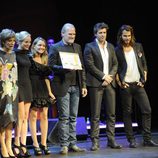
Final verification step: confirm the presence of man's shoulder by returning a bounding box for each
[133,42,144,51]
[53,41,62,48]
[73,42,81,47]
[107,42,115,49]
[84,41,96,47]
[134,42,143,48]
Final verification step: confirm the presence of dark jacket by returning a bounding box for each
[84,41,118,88]
[115,43,148,84]
[48,40,86,97]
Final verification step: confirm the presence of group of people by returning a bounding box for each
[0,22,157,157]
[0,29,56,158]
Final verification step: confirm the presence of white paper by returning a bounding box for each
[59,52,82,70]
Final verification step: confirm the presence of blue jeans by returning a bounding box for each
[57,86,80,147]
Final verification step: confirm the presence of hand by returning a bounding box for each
[122,82,129,88]
[49,93,56,104]
[144,71,147,82]
[103,75,113,84]
[137,82,144,87]
[82,88,87,97]
[102,80,109,87]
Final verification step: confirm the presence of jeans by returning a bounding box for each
[57,86,80,147]
[120,84,151,142]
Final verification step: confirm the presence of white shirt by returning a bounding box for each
[96,39,109,75]
[124,48,140,82]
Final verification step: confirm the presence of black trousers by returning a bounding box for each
[89,85,116,143]
[120,83,151,142]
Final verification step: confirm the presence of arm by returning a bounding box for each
[48,46,72,74]
[45,78,56,101]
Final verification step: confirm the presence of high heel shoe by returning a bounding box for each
[33,146,42,156]
[39,144,51,155]
[12,144,21,158]
[20,143,31,157]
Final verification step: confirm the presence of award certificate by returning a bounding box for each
[59,51,82,70]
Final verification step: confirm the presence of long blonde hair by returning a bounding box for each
[31,37,48,65]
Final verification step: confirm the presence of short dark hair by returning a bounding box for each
[93,22,109,35]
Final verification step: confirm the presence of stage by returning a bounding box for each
[27,132,158,158]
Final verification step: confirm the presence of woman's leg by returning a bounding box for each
[40,107,48,146]
[0,129,9,157]
[14,102,25,146]
[29,108,39,147]
[5,123,15,156]
[20,102,31,153]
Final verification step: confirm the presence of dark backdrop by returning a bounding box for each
[0,0,157,129]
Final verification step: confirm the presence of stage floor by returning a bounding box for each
[27,132,158,158]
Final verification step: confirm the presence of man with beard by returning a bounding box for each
[115,24,158,148]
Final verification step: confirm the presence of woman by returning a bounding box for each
[29,37,55,155]
[0,29,18,158]
[13,31,32,157]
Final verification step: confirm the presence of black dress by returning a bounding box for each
[0,50,18,129]
[15,49,32,102]
[29,57,53,108]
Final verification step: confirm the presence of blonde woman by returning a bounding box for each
[29,37,55,155]
[13,31,32,157]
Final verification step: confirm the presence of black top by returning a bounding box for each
[29,57,53,108]
[48,40,86,97]
[15,49,32,102]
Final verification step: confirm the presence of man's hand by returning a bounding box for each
[102,80,109,87]
[103,74,113,84]
[122,82,129,88]
[82,88,87,97]
[137,82,144,87]
[144,71,147,82]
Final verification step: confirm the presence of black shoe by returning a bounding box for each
[107,141,122,149]
[33,146,42,156]
[39,144,51,155]
[20,143,31,157]
[129,140,137,148]
[12,144,21,158]
[143,140,158,147]
[91,142,99,151]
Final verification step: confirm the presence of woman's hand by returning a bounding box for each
[49,92,56,104]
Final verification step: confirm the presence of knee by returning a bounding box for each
[92,117,100,122]
[59,116,69,122]
[29,113,37,121]
[106,114,116,119]
[42,113,48,121]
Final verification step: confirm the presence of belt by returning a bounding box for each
[125,82,138,85]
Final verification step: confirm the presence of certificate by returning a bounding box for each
[59,51,82,70]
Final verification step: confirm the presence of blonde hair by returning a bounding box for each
[16,31,31,43]
[31,37,48,65]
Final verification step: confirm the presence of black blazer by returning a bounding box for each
[48,40,86,97]
[84,40,118,88]
[115,43,148,84]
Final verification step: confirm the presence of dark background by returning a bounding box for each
[0,1,157,129]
